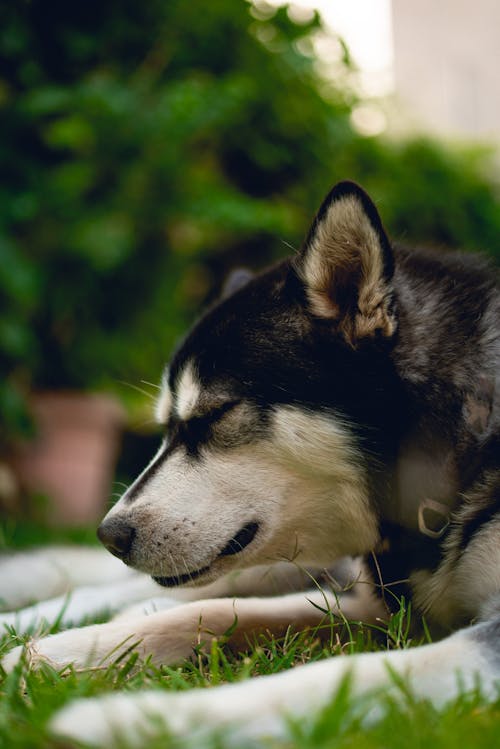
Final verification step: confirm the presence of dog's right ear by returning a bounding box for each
[221,268,254,299]
[294,181,396,347]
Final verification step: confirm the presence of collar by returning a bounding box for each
[383,484,456,542]
[417,498,451,539]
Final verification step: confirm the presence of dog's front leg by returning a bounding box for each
[0,574,171,635]
[0,547,132,611]
[2,586,378,673]
[50,617,500,747]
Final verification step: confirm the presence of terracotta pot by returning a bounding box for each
[11,392,125,526]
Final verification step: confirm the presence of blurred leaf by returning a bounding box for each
[43,114,95,151]
[0,0,499,444]
[69,214,134,269]
[0,237,38,305]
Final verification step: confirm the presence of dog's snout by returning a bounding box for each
[97,518,135,560]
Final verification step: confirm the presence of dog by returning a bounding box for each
[1,180,499,745]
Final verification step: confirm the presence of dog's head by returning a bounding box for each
[98,181,398,586]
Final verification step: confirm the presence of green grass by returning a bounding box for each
[2,596,500,749]
[0,515,101,550]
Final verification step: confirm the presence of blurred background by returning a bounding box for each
[1,0,500,543]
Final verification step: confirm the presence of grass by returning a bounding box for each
[2,602,500,748]
[2,529,500,747]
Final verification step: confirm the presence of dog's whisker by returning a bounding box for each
[112,481,130,491]
[140,380,161,390]
[170,553,182,583]
[137,419,157,430]
[180,555,193,584]
[165,550,175,579]
[116,380,156,401]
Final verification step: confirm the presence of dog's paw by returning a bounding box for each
[51,695,132,746]
[111,595,181,621]
[1,637,68,674]
[50,679,288,746]
[1,644,24,672]
[1,620,138,675]
[50,692,201,746]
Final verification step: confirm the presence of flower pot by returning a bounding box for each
[11,392,125,526]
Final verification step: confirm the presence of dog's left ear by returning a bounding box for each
[295,181,396,346]
[221,268,254,299]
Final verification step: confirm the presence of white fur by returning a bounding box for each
[270,406,378,559]
[154,369,172,424]
[2,585,381,673]
[0,574,174,634]
[0,559,327,640]
[100,406,377,585]
[175,360,201,420]
[50,626,496,746]
[0,547,130,611]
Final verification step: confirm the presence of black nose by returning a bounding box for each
[97,518,135,560]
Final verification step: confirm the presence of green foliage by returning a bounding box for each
[1,602,500,748]
[334,136,500,255]
[0,0,351,438]
[0,516,100,550]
[1,0,500,442]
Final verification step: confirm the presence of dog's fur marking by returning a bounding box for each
[271,405,364,483]
[155,370,173,425]
[270,406,379,558]
[174,360,201,420]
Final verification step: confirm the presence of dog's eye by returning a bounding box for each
[206,399,241,423]
[185,399,241,435]
[165,400,241,453]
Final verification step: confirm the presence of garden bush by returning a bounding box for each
[1,0,499,446]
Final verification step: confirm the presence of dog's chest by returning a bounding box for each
[391,440,459,536]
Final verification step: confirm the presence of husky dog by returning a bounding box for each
[1,181,499,745]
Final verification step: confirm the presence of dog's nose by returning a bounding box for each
[97,518,135,560]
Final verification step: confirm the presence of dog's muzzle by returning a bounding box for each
[97,517,260,585]
[153,521,260,587]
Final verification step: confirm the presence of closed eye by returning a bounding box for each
[201,399,241,423]
[165,400,241,445]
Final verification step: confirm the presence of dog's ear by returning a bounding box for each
[221,268,254,299]
[295,181,396,346]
